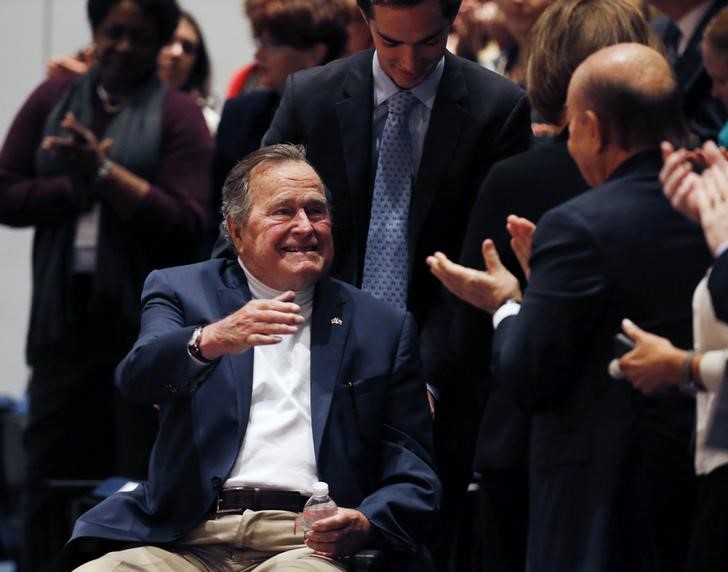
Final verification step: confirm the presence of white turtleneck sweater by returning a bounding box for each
[222,260,318,494]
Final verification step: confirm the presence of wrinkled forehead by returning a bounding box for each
[250,160,328,204]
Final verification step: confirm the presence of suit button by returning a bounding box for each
[165,384,177,394]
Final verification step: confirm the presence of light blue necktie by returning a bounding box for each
[361,90,417,311]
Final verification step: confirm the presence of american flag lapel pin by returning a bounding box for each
[330,317,343,326]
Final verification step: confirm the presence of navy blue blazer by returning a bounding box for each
[65,259,440,567]
[492,151,713,572]
[262,49,531,389]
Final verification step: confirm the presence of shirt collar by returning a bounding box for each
[675,0,713,48]
[372,51,444,110]
[238,258,315,307]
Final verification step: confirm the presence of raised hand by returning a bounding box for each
[198,291,305,360]
[506,214,536,280]
[426,239,521,314]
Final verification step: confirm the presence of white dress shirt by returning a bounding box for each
[223,260,318,494]
[371,52,444,176]
[692,272,728,475]
[673,0,714,57]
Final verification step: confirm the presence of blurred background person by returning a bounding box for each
[444,2,661,570]
[48,8,220,135]
[619,137,728,572]
[489,0,549,85]
[344,0,374,56]
[157,9,219,134]
[0,0,212,569]
[648,0,728,141]
[702,7,728,147]
[210,0,348,240]
[224,0,266,98]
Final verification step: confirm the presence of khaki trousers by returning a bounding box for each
[74,510,346,571]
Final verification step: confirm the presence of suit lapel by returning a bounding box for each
[216,262,254,435]
[310,278,350,460]
[410,52,468,259]
[336,51,375,281]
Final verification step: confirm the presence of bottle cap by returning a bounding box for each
[312,481,329,496]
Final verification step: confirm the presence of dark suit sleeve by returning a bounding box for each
[116,269,219,404]
[486,93,532,175]
[492,206,607,412]
[709,249,728,323]
[357,313,441,550]
[262,75,298,146]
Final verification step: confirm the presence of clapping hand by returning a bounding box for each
[427,239,521,314]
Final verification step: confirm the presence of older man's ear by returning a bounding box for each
[225,215,243,254]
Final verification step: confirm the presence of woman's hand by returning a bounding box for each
[41,112,112,183]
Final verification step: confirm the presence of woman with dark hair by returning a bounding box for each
[211,0,348,240]
[0,0,212,569]
[157,10,220,133]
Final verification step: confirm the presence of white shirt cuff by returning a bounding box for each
[716,240,728,258]
[698,349,728,393]
[493,300,521,329]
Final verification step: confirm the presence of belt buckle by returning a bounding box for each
[214,487,260,517]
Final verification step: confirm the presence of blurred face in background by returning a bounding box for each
[254,35,325,93]
[495,0,549,43]
[702,41,728,110]
[94,0,161,93]
[157,16,199,90]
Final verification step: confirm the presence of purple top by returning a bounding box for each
[0,74,212,235]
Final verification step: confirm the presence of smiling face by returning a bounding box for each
[93,0,161,93]
[227,160,334,291]
[366,0,450,89]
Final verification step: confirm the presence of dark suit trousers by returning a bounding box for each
[687,464,728,571]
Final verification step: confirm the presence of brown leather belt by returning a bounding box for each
[214,487,307,515]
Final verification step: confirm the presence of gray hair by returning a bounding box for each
[222,143,309,226]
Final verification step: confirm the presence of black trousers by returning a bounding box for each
[687,463,728,571]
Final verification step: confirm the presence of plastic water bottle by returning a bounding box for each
[303,481,338,534]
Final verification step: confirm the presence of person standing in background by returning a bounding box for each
[0,0,211,569]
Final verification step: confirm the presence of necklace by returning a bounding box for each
[96,84,125,114]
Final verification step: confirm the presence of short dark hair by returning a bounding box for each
[246,0,349,64]
[356,0,461,21]
[581,66,687,151]
[87,0,180,47]
[527,0,661,125]
[222,144,330,229]
[177,10,212,99]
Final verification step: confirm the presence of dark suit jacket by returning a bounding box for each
[492,151,713,572]
[709,249,728,323]
[64,259,440,569]
[262,49,531,388]
[652,0,728,141]
[450,131,589,472]
[210,90,281,221]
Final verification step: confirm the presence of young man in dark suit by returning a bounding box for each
[428,43,713,571]
[261,3,531,562]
